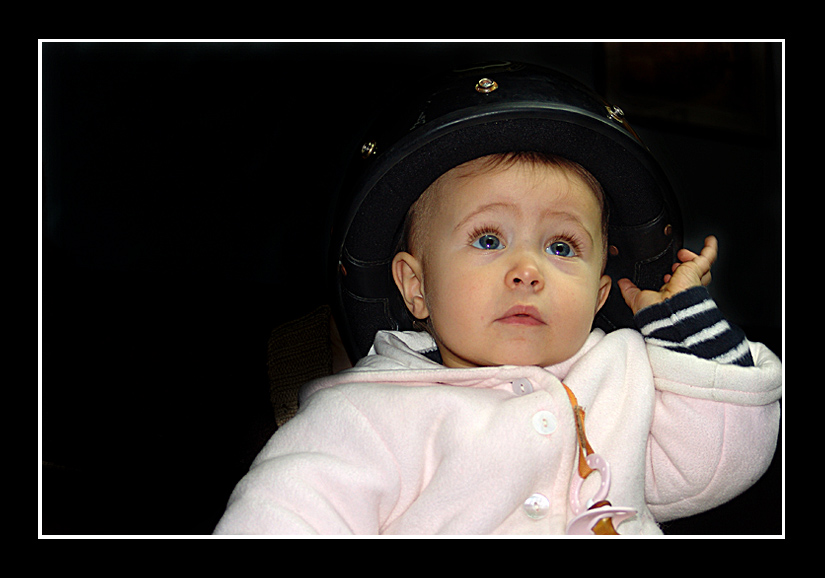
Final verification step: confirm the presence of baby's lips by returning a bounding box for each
[496,304,546,325]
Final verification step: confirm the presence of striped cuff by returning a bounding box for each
[634,286,754,367]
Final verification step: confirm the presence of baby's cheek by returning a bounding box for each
[555,296,598,332]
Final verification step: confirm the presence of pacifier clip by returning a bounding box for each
[562,384,637,535]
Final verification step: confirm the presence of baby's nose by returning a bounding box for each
[506,261,544,291]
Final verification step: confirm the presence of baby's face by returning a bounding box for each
[394,159,611,368]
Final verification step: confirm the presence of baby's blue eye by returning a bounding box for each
[472,234,503,250]
[547,241,576,257]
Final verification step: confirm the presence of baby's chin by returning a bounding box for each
[440,342,584,369]
[497,353,577,368]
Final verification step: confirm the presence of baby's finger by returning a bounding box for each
[681,236,718,276]
[676,248,699,264]
[700,236,719,266]
[617,278,641,311]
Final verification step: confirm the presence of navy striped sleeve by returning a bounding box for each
[633,286,754,367]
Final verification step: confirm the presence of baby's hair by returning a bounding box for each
[401,151,609,271]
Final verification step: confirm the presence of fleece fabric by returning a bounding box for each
[214,322,781,535]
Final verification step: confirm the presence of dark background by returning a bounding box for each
[40,41,783,535]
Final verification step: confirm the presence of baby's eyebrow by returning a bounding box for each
[454,202,596,246]
[540,209,595,246]
[453,202,517,232]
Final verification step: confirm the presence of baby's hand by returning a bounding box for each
[617,235,717,315]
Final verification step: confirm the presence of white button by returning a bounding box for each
[523,493,550,519]
[511,378,533,395]
[532,410,557,435]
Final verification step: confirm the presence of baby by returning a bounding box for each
[214,152,781,535]
[392,151,719,369]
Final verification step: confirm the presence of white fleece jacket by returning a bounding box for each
[214,324,781,535]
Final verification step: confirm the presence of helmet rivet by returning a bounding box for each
[361,141,377,159]
[609,245,619,257]
[663,224,673,236]
[606,105,625,122]
[475,78,498,94]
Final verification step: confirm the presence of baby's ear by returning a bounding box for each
[596,274,612,314]
[392,252,429,320]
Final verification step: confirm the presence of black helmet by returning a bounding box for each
[330,61,682,362]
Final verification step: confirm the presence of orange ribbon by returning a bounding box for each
[562,384,620,535]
